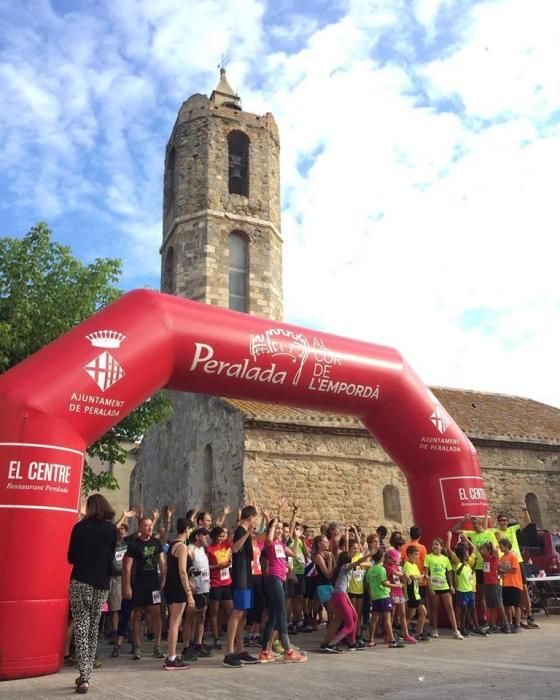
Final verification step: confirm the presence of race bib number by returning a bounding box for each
[352,569,364,582]
[201,569,210,582]
[115,549,125,563]
[275,544,286,558]
[152,590,161,604]
[219,567,230,581]
[483,562,490,573]
[431,575,446,588]
[297,554,305,564]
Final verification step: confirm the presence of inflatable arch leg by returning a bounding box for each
[0,289,487,679]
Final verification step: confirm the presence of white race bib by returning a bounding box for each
[201,569,210,581]
[431,575,446,588]
[483,562,490,573]
[275,544,286,558]
[152,590,161,604]
[115,549,125,562]
[219,567,230,581]
[352,569,364,582]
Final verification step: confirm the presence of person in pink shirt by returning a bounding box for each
[385,548,416,644]
[258,517,307,664]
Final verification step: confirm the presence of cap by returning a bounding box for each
[386,548,401,562]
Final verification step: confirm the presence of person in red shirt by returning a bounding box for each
[498,538,524,632]
[207,527,233,649]
[479,542,509,633]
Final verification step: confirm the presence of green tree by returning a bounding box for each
[0,223,171,494]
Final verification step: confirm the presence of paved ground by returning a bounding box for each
[2,615,559,699]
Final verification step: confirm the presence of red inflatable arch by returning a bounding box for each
[0,289,488,679]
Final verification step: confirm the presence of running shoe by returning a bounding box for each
[195,645,212,658]
[132,647,143,660]
[322,644,343,653]
[500,624,511,634]
[403,634,417,644]
[238,651,260,664]
[471,628,488,636]
[111,645,121,658]
[430,629,439,638]
[153,645,165,658]
[223,653,242,668]
[284,648,308,663]
[527,617,540,628]
[511,624,521,634]
[213,638,222,650]
[182,647,198,662]
[272,640,285,654]
[163,656,190,671]
[348,639,367,650]
[387,640,405,648]
[416,633,431,642]
[258,650,276,663]
[452,631,464,640]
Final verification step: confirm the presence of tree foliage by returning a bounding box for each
[0,223,171,494]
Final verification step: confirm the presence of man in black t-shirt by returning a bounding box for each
[223,505,259,668]
[122,518,166,660]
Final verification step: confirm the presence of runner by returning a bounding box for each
[259,517,308,663]
[122,517,166,660]
[182,528,211,660]
[163,518,195,670]
[224,505,260,668]
[207,526,233,650]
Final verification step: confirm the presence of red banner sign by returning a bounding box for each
[439,475,488,520]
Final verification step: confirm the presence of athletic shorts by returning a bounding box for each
[131,580,161,608]
[316,584,334,605]
[476,570,484,586]
[456,591,475,608]
[502,586,521,607]
[392,594,405,605]
[232,587,253,611]
[108,576,122,612]
[285,579,296,598]
[407,597,422,609]
[306,577,318,600]
[194,593,209,610]
[348,592,364,600]
[371,598,393,613]
[434,589,451,596]
[209,585,232,602]
[293,574,306,596]
[484,584,503,609]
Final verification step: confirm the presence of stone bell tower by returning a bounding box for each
[160,69,283,321]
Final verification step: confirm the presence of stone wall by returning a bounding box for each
[130,394,244,517]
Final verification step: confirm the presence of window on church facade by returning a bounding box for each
[228,131,249,196]
[229,232,249,312]
[525,492,542,528]
[383,485,402,522]
[164,146,176,218]
[202,444,213,512]
[162,247,174,293]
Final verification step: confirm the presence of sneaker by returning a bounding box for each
[93,657,102,668]
[163,656,190,671]
[182,648,198,662]
[153,645,165,658]
[452,631,464,640]
[387,640,405,648]
[223,653,242,668]
[500,624,511,634]
[213,638,222,650]
[459,627,471,637]
[238,651,260,665]
[431,629,439,639]
[348,639,367,650]
[111,645,121,658]
[322,644,343,653]
[511,624,520,634]
[487,625,499,634]
[249,634,262,646]
[258,650,276,663]
[527,620,540,629]
[132,647,143,660]
[284,648,308,663]
[403,634,417,644]
[416,633,431,642]
[195,645,212,658]
[272,640,285,655]
[472,628,488,636]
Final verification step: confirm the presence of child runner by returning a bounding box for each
[498,538,524,633]
[163,518,195,670]
[207,526,233,650]
[259,517,307,663]
[365,550,405,648]
[424,538,463,639]
[348,539,368,643]
[385,548,416,644]
[447,534,486,637]
[323,550,370,652]
[403,546,429,641]
[479,541,510,633]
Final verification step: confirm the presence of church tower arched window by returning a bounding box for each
[228,131,249,196]
[228,232,249,312]
[383,485,402,523]
[525,492,543,528]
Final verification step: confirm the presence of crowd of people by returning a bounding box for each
[67,495,539,693]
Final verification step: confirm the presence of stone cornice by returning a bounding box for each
[161,210,282,251]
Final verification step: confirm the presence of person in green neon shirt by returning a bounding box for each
[453,513,498,627]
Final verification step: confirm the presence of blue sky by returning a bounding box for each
[0,0,559,408]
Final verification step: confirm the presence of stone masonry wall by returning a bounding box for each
[130,394,244,517]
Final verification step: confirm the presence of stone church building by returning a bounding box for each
[130,72,560,533]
